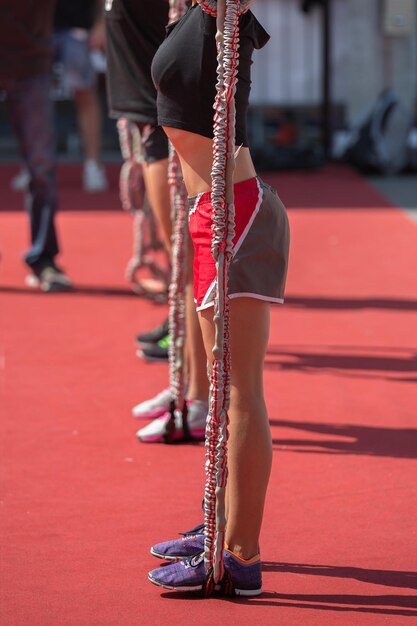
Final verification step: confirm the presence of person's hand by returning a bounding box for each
[89,21,105,50]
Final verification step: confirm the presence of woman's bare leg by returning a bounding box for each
[142,159,172,251]
[74,88,102,162]
[143,160,209,402]
[199,298,272,560]
[186,239,210,400]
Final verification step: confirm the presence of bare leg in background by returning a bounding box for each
[74,88,102,162]
[142,159,173,252]
[143,157,209,403]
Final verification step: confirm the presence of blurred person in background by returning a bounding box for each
[0,0,72,292]
[105,0,210,442]
[54,0,108,192]
[105,0,172,366]
[11,0,108,193]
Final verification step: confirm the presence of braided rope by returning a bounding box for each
[166,145,188,438]
[169,0,188,22]
[166,0,190,440]
[197,0,252,17]
[117,118,170,302]
[197,0,252,591]
[117,118,145,213]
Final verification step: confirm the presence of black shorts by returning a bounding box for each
[136,122,169,164]
[105,0,169,125]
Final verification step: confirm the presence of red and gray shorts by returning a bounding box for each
[188,177,290,312]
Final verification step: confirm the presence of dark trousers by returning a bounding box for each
[4,74,59,268]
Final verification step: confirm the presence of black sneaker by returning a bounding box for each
[26,262,73,293]
[137,335,170,362]
[136,318,169,348]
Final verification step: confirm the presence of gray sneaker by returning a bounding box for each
[27,263,73,293]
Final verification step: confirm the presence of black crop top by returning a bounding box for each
[151,4,269,147]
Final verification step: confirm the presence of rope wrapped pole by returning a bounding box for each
[117,117,145,213]
[117,118,170,301]
[166,144,189,440]
[169,0,188,22]
[197,0,252,594]
[165,0,191,442]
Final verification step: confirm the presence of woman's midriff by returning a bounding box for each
[163,126,257,197]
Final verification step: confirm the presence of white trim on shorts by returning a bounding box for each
[188,193,204,220]
[196,292,284,312]
[195,180,279,312]
[199,278,216,310]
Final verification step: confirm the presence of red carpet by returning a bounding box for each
[1,164,416,625]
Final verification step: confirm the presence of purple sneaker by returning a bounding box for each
[150,524,205,561]
[148,550,262,596]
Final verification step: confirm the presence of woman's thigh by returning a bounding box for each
[199,297,270,397]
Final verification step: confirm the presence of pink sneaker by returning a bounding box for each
[132,388,173,419]
[137,400,207,443]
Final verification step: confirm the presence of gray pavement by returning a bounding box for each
[368,174,417,223]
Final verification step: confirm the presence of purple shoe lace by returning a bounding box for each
[151,524,205,560]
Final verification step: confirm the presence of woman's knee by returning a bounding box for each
[230,378,265,409]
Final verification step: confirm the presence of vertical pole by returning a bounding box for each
[165,0,189,441]
[322,0,332,158]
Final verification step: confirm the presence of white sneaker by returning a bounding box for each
[83,160,108,192]
[132,387,173,420]
[25,273,40,288]
[137,400,208,443]
[11,168,30,191]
